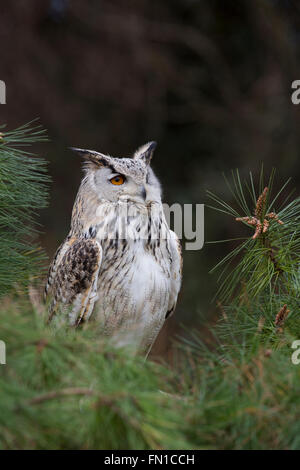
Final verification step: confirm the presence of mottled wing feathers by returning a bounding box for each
[44,239,73,301]
[166,231,182,319]
[45,238,102,326]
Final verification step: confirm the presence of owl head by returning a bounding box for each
[70,142,162,204]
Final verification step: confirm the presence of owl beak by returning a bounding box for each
[141,185,147,200]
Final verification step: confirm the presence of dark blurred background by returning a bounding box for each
[1,0,300,356]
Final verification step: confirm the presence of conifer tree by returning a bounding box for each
[178,170,300,449]
[0,121,49,297]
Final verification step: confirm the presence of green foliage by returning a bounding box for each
[0,121,49,297]
[207,169,300,303]
[179,286,300,449]
[0,298,191,450]
[1,287,299,449]
[182,168,300,449]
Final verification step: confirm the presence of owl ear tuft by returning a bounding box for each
[69,147,111,168]
[133,141,157,164]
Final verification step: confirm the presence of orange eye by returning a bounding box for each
[110,175,125,185]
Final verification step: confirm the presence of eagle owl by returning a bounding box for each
[45,142,182,355]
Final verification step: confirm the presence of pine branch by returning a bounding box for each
[207,169,300,303]
[25,388,95,406]
[0,121,50,297]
